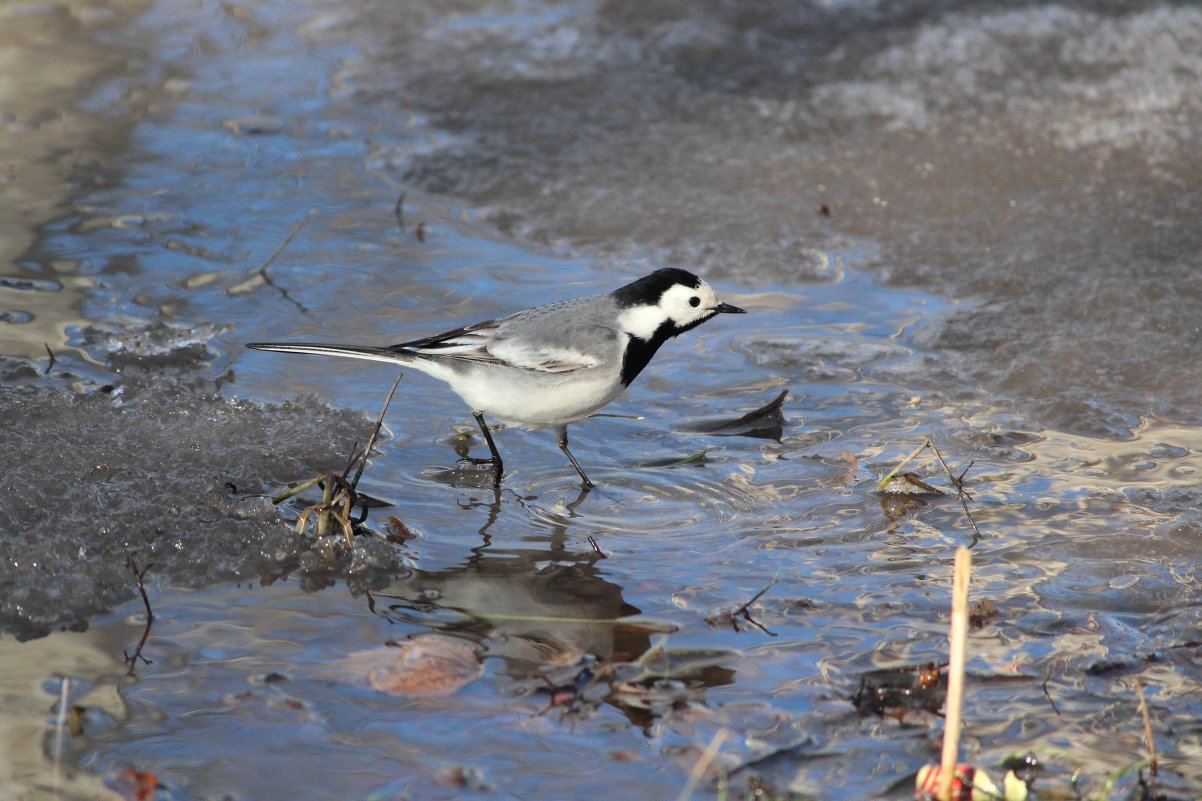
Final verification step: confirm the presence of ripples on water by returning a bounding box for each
[3,0,1202,798]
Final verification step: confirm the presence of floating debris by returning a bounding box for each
[687,389,789,440]
[968,599,999,629]
[654,450,707,469]
[916,764,1013,801]
[853,662,946,719]
[222,115,284,136]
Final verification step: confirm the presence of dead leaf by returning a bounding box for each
[108,768,159,801]
[332,636,482,696]
[385,516,416,543]
[969,599,1000,629]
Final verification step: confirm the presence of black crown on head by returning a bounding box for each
[611,268,703,308]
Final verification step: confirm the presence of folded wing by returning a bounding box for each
[392,317,613,374]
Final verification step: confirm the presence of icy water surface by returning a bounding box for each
[3,0,1202,799]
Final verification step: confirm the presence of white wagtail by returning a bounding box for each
[247,268,746,487]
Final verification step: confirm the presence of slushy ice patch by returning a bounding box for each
[0,383,401,639]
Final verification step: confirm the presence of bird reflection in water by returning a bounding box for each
[373,486,644,673]
[366,486,735,728]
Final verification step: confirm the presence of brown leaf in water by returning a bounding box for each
[385,516,416,543]
[825,450,873,487]
[969,599,1000,629]
[335,636,482,696]
[109,768,159,801]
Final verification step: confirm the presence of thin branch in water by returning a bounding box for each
[259,210,313,277]
[733,584,777,637]
[734,580,776,619]
[231,210,313,313]
[123,554,155,675]
[927,440,983,545]
[350,372,403,495]
[44,342,56,375]
[339,439,361,483]
[927,441,965,494]
[261,274,308,313]
[710,577,779,636]
[394,193,406,231]
[1041,666,1061,716]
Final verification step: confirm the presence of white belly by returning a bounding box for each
[460,370,625,428]
[409,360,627,428]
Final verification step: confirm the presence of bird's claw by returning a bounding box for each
[458,456,500,468]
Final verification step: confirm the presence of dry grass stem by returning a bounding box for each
[938,546,972,801]
[1134,676,1157,777]
[675,728,730,801]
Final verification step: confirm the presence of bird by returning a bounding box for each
[247,267,746,487]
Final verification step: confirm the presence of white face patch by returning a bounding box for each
[616,280,722,339]
[616,303,669,340]
[660,283,720,326]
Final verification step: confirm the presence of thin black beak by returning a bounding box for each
[715,301,746,314]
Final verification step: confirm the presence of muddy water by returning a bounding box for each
[3,1,1202,799]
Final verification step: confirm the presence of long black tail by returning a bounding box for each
[245,342,413,365]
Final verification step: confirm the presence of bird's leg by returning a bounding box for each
[464,411,504,486]
[556,426,594,488]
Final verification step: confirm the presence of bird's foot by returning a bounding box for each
[457,456,504,486]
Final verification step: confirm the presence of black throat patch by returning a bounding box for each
[620,313,716,387]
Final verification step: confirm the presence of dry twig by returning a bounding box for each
[708,577,779,636]
[231,210,313,312]
[123,554,155,675]
[276,373,403,547]
[878,439,982,544]
[927,440,982,544]
[350,373,403,494]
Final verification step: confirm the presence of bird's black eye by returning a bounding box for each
[688,296,701,307]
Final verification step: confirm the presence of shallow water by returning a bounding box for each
[3,0,1202,799]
